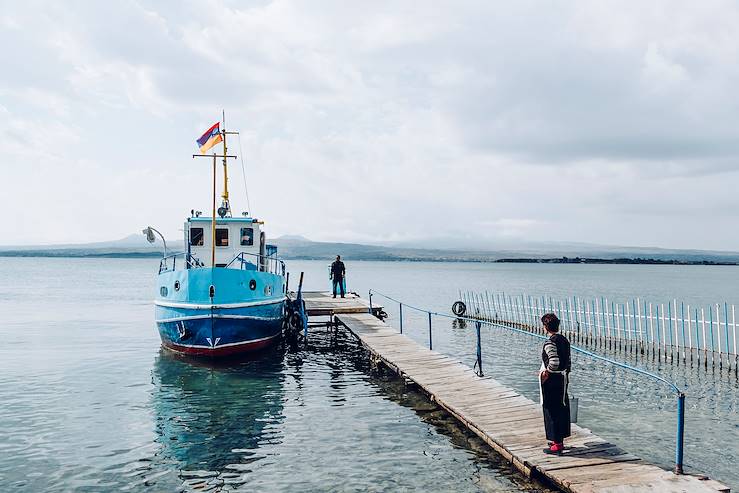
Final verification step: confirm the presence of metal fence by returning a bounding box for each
[460,291,739,371]
[368,289,688,474]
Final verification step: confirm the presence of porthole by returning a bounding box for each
[249,279,257,290]
[160,286,168,297]
[174,280,180,292]
[264,285,272,296]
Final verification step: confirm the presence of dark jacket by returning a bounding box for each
[330,260,345,279]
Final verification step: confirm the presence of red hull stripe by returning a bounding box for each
[162,335,279,356]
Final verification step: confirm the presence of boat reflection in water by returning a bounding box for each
[151,347,286,487]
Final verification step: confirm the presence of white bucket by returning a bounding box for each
[569,396,579,423]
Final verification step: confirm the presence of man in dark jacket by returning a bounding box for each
[539,313,571,455]
[330,255,346,298]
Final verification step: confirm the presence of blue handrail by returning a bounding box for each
[225,251,285,276]
[368,288,687,474]
[158,252,202,274]
[158,251,285,276]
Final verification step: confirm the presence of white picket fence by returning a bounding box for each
[460,291,739,371]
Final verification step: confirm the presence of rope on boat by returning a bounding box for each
[237,132,252,215]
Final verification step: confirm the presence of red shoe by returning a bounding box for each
[543,442,564,455]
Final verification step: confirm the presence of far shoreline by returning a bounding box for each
[0,251,736,266]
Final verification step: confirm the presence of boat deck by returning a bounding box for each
[293,291,729,492]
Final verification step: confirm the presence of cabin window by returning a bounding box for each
[190,227,204,246]
[215,228,229,246]
[240,227,254,246]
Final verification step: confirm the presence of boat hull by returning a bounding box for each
[155,300,285,357]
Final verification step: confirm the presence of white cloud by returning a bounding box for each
[2,0,739,250]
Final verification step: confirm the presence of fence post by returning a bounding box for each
[681,302,686,363]
[475,321,483,377]
[667,302,673,360]
[675,392,685,474]
[733,304,737,372]
[428,312,433,350]
[369,291,373,315]
[632,299,638,353]
[715,303,721,367]
[399,302,403,334]
[724,302,730,370]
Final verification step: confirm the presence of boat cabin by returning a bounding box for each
[185,215,268,268]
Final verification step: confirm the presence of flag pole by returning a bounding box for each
[212,153,217,266]
[193,147,237,267]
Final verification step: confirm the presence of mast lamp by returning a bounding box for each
[142,226,167,258]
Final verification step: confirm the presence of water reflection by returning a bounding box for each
[151,349,286,477]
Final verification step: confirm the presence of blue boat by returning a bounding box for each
[151,119,287,357]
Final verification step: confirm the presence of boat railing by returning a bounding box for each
[158,252,203,274]
[158,251,285,276]
[226,251,286,276]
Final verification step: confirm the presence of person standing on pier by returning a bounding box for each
[330,255,346,298]
[539,313,571,455]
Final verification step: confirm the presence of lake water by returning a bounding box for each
[1,258,737,491]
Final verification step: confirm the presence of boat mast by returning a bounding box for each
[211,153,217,266]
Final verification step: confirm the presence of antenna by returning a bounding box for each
[220,110,231,217]
[221,111,242,215]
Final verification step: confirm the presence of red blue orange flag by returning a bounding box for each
[197,122,223,154]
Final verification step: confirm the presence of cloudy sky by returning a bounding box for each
[3,1,739,250]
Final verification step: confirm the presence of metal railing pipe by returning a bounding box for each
[475,320,483,376]
[367,288,686,474]
[676,392,685,474]
[428,312,433,350]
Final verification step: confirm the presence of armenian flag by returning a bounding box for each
[197,122,223,154]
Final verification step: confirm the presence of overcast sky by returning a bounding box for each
[3,1,739,250]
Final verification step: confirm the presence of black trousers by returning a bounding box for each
[542,374,571,442]
[332,278,345,297]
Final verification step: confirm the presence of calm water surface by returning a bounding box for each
[1,258,737,490]
[1,258,549,492]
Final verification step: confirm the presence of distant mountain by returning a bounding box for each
[0,234,182,257]
[0,234,175,251]
[2,233,739,263]
[275,234,312,243]
[270,237,533,262]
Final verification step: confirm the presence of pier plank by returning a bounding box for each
[323,308,730,493]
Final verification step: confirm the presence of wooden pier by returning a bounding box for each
[296,292,730,493]
[290,291,381,317]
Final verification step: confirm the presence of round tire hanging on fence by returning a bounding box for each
[452,301,466,317]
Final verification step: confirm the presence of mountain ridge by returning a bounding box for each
[2,234,739,263]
